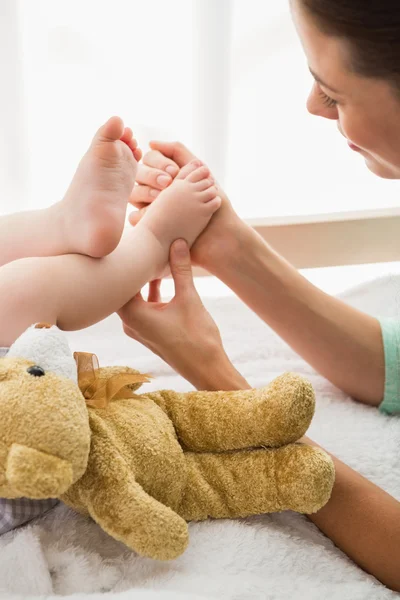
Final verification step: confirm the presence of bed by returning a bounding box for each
[0,275,399,599]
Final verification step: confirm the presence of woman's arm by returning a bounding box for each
[207,222,385,406]
[120,240,400,591]
[129,142,385,406]
[186,348,400,591]
[303,435,400,593]
[180,345,400,591]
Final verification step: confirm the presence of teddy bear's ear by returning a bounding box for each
[6,443,73,498]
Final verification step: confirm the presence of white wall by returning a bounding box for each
[1,0,399,220]
[14,0,195,212]
[226,0,400,218]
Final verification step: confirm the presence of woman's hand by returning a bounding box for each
[118,239,249,391]
[129,141,246,272]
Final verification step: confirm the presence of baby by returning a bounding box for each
[0,116,221,533]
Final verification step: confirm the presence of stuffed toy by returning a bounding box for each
[0,324,334,560]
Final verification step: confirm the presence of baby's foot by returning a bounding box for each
[59,116,142,257]
[139,161,221,250]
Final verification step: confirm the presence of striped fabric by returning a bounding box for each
[0,497,58,534]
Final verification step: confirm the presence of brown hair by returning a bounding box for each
[300,0,400,84]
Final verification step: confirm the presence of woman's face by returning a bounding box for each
[291,0,400,179]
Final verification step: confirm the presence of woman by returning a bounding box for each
[123,0,400,591]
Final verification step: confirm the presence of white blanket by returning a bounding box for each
[1,275,399,600]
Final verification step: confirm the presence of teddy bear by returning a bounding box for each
[0,324,334,560]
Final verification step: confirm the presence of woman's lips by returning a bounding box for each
[348,141,361,152]
[338,124,363,152]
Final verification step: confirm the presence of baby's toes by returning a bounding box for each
[187,166,210,184]
[121,127,134,144]
[204,195,222,214]
[127,137,141,160]
[193,177,215,192]
[133,147,142,162]
[176,159,203,180]
[200,185,219,203]
[96,116,125,143]
[121,129,142,160]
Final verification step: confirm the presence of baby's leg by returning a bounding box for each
[0,117,141,266]
[0,163,220,346]
[0,229,159,345]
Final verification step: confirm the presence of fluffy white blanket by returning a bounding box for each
[1,276,399,599]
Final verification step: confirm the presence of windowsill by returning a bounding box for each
[157,262,400,299]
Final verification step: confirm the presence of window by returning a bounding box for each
[2,0,400,232]
[226,1,400,218]
[3,0,195,212]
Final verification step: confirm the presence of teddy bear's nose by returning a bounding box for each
[27,365,45,377]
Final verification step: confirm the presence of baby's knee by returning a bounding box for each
[0,257,56,345]
[0,257,50,302]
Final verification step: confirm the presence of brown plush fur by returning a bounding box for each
[0,359,335,561]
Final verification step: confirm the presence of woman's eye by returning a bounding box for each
[318,87,338,109]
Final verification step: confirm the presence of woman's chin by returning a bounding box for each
[364,156,400,180]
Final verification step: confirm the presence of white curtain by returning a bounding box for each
[1,0,399,217]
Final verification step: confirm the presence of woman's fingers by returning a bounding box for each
[129,184,160,206]
[142,150,180,177]
[169,240,198,300]
[148,280,162,303]
[130,155,178,207]
[149,141,197,168]
[130,143,201,209]
[118,294,142,329]
[128,208,147,227]
[137,163,175,190]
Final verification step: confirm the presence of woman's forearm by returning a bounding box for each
[185,347,251,392]
[187,359,400,592]
[204,223,385,406]
[303,435,400,592]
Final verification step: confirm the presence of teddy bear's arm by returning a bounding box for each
[80,434,189,560]
[85,472,189,560]
[149,373,315,452]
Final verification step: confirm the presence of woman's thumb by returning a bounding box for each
[128,208,146,227]
[170,239,196,298]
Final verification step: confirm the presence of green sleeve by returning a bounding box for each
[378,317,400,415]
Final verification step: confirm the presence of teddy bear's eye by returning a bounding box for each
[27,366,45,377]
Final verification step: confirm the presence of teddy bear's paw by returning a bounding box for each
[259,373,316,446]
[125,518,190,561]
[6,443,73,498]
[274,444,335,514]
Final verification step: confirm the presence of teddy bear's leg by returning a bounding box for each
[178,444,334,521]
[151,373,315,452]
